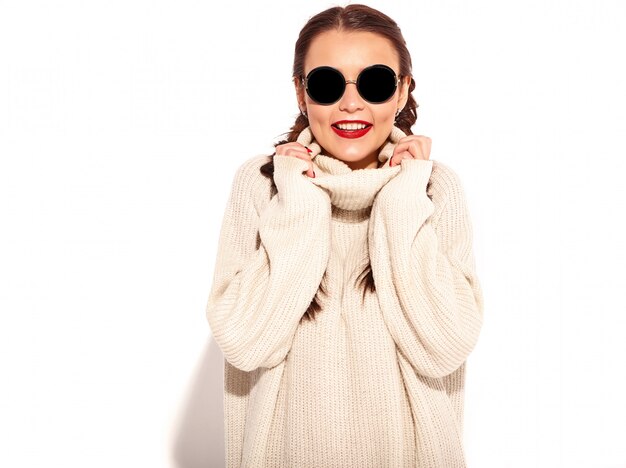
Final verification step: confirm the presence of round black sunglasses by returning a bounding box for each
[302,64,401,105]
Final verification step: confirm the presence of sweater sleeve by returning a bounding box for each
[206,155,331,372]
[368,158,484,379]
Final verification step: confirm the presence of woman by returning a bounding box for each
[206,4,484,467]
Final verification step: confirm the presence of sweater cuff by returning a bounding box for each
[397,158,434,193]
[273,154,314,185]
[271,154,328,208]
[273,154,310,174]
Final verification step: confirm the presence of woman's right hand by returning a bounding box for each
[274,142,315,178]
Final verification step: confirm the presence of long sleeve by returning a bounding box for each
[368,158,484,378]
[206,155,331,372]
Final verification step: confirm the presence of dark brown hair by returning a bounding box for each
[260,4,420,321]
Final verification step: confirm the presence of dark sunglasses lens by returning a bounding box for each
[306,67,345,104]
[358,66,397,103]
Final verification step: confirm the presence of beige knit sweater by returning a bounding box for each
[206,125,484,468]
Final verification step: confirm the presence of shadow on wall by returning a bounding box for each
[171,337,225,468]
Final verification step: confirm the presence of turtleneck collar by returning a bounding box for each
[294,126,405,211]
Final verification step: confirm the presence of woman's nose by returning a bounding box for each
[338,82,365,112]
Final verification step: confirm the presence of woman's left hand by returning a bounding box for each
[389,135,431,167]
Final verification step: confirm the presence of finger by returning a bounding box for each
[390,140,430,166]
[276,148,311,160]
[275,143,310,156]
[392,140,430,161]
[398,135,431,145]
[411,135,432,160]
[389,150,412,167]
[275,145,311,160]
[275,146,315,177]
[395,135,431,147]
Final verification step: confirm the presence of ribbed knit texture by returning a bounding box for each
[206,125,484,468]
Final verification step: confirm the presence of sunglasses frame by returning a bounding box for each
[301,64,401,105]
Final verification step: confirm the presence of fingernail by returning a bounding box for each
[305,147,312,153]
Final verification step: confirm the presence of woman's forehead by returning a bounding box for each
[304,30,400,76]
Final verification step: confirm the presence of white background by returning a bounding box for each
[1,0,625,467]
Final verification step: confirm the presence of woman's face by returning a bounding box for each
[297,29,410,170]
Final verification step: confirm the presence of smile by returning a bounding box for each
[331,120,373,139]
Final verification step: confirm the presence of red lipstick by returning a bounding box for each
[331,120,372,139]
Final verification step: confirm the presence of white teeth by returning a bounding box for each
[335,122,368,130]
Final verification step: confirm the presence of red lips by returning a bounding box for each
[331,120,373,139]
